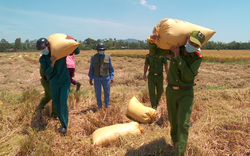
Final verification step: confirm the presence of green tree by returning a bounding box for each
[23,39,30,51]
[77,40,84,50]
[104,38,113,49]
[15,38,22,51]
[83,38,96,50]
[7,37,250,51]
[84,38,95,45]
[129,42,139,49]
[29,39,37,50]
[0,38,10,52]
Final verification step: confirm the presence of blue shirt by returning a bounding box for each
[88,53,114,81]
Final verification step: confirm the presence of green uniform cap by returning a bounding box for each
[189,31,205,47]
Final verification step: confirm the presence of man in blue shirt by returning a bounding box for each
[88,42,114,109]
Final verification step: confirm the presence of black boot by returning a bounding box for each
[60,127,67,134]
[76,81,81,91]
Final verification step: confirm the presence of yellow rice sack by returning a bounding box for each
[47,33,80,60]
[147,18,216,49]
[126,96,156,123]
[92,121,143,146]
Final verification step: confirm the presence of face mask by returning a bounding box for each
[42,48,49,55]
[98,51,105,55]
[185,43,198,53]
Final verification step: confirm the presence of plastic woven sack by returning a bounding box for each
[127,96,156,123]
[92,122,143,146]
[47,33,80,60]
[147,18,216,49]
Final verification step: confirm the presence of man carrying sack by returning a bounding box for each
[36,35,78,134]
[149,30,205,156]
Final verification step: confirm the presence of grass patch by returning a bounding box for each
[202,58,250,64]
[205,85,227,90]
[224,60,250,65]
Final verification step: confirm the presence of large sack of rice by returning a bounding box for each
[126,96,156,123]
[47,33,80,60]
[92,121,143,146]
[147,18,216,49]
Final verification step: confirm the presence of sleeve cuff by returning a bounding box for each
[174,55,182,63]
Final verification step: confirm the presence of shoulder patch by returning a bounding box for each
[194,51,203,58]
[146,52,150,55]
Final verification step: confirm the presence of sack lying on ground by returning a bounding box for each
[147,18,216,49]
[126,96,156,123]
[47,33,80,60]
[92,121,143,146]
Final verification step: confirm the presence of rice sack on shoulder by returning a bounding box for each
[147,18,216,50]
[47,33,80,60]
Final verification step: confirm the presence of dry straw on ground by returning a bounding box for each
[0,50,249,156]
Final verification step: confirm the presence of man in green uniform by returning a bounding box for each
[143,53,169,108]
[37,35,79,134]
[149,31,205,156]
[35,67,57,119]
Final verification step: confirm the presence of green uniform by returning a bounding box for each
[150,43,203,156]
[40,54,71,128]
[145,54,168,108]
[36,67,57,118]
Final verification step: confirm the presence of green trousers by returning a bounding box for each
[148,73,164,108]
[166,86,194,156]
[37,79,57,118]
[50,82,70,128]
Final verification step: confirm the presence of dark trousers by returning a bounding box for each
[148,73,163,108]
[68,68,76,85]
[50,83,70,128]
[37,79,57,117]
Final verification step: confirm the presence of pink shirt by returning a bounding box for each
[66,55,75,68]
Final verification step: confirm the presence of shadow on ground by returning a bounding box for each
[30,110,48,132]
[125,137,175,156]
[81,107,97,114]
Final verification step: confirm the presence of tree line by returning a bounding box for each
[202,41,250,50]
[0,37,250,52]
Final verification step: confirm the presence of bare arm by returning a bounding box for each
[50,56,56,68]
